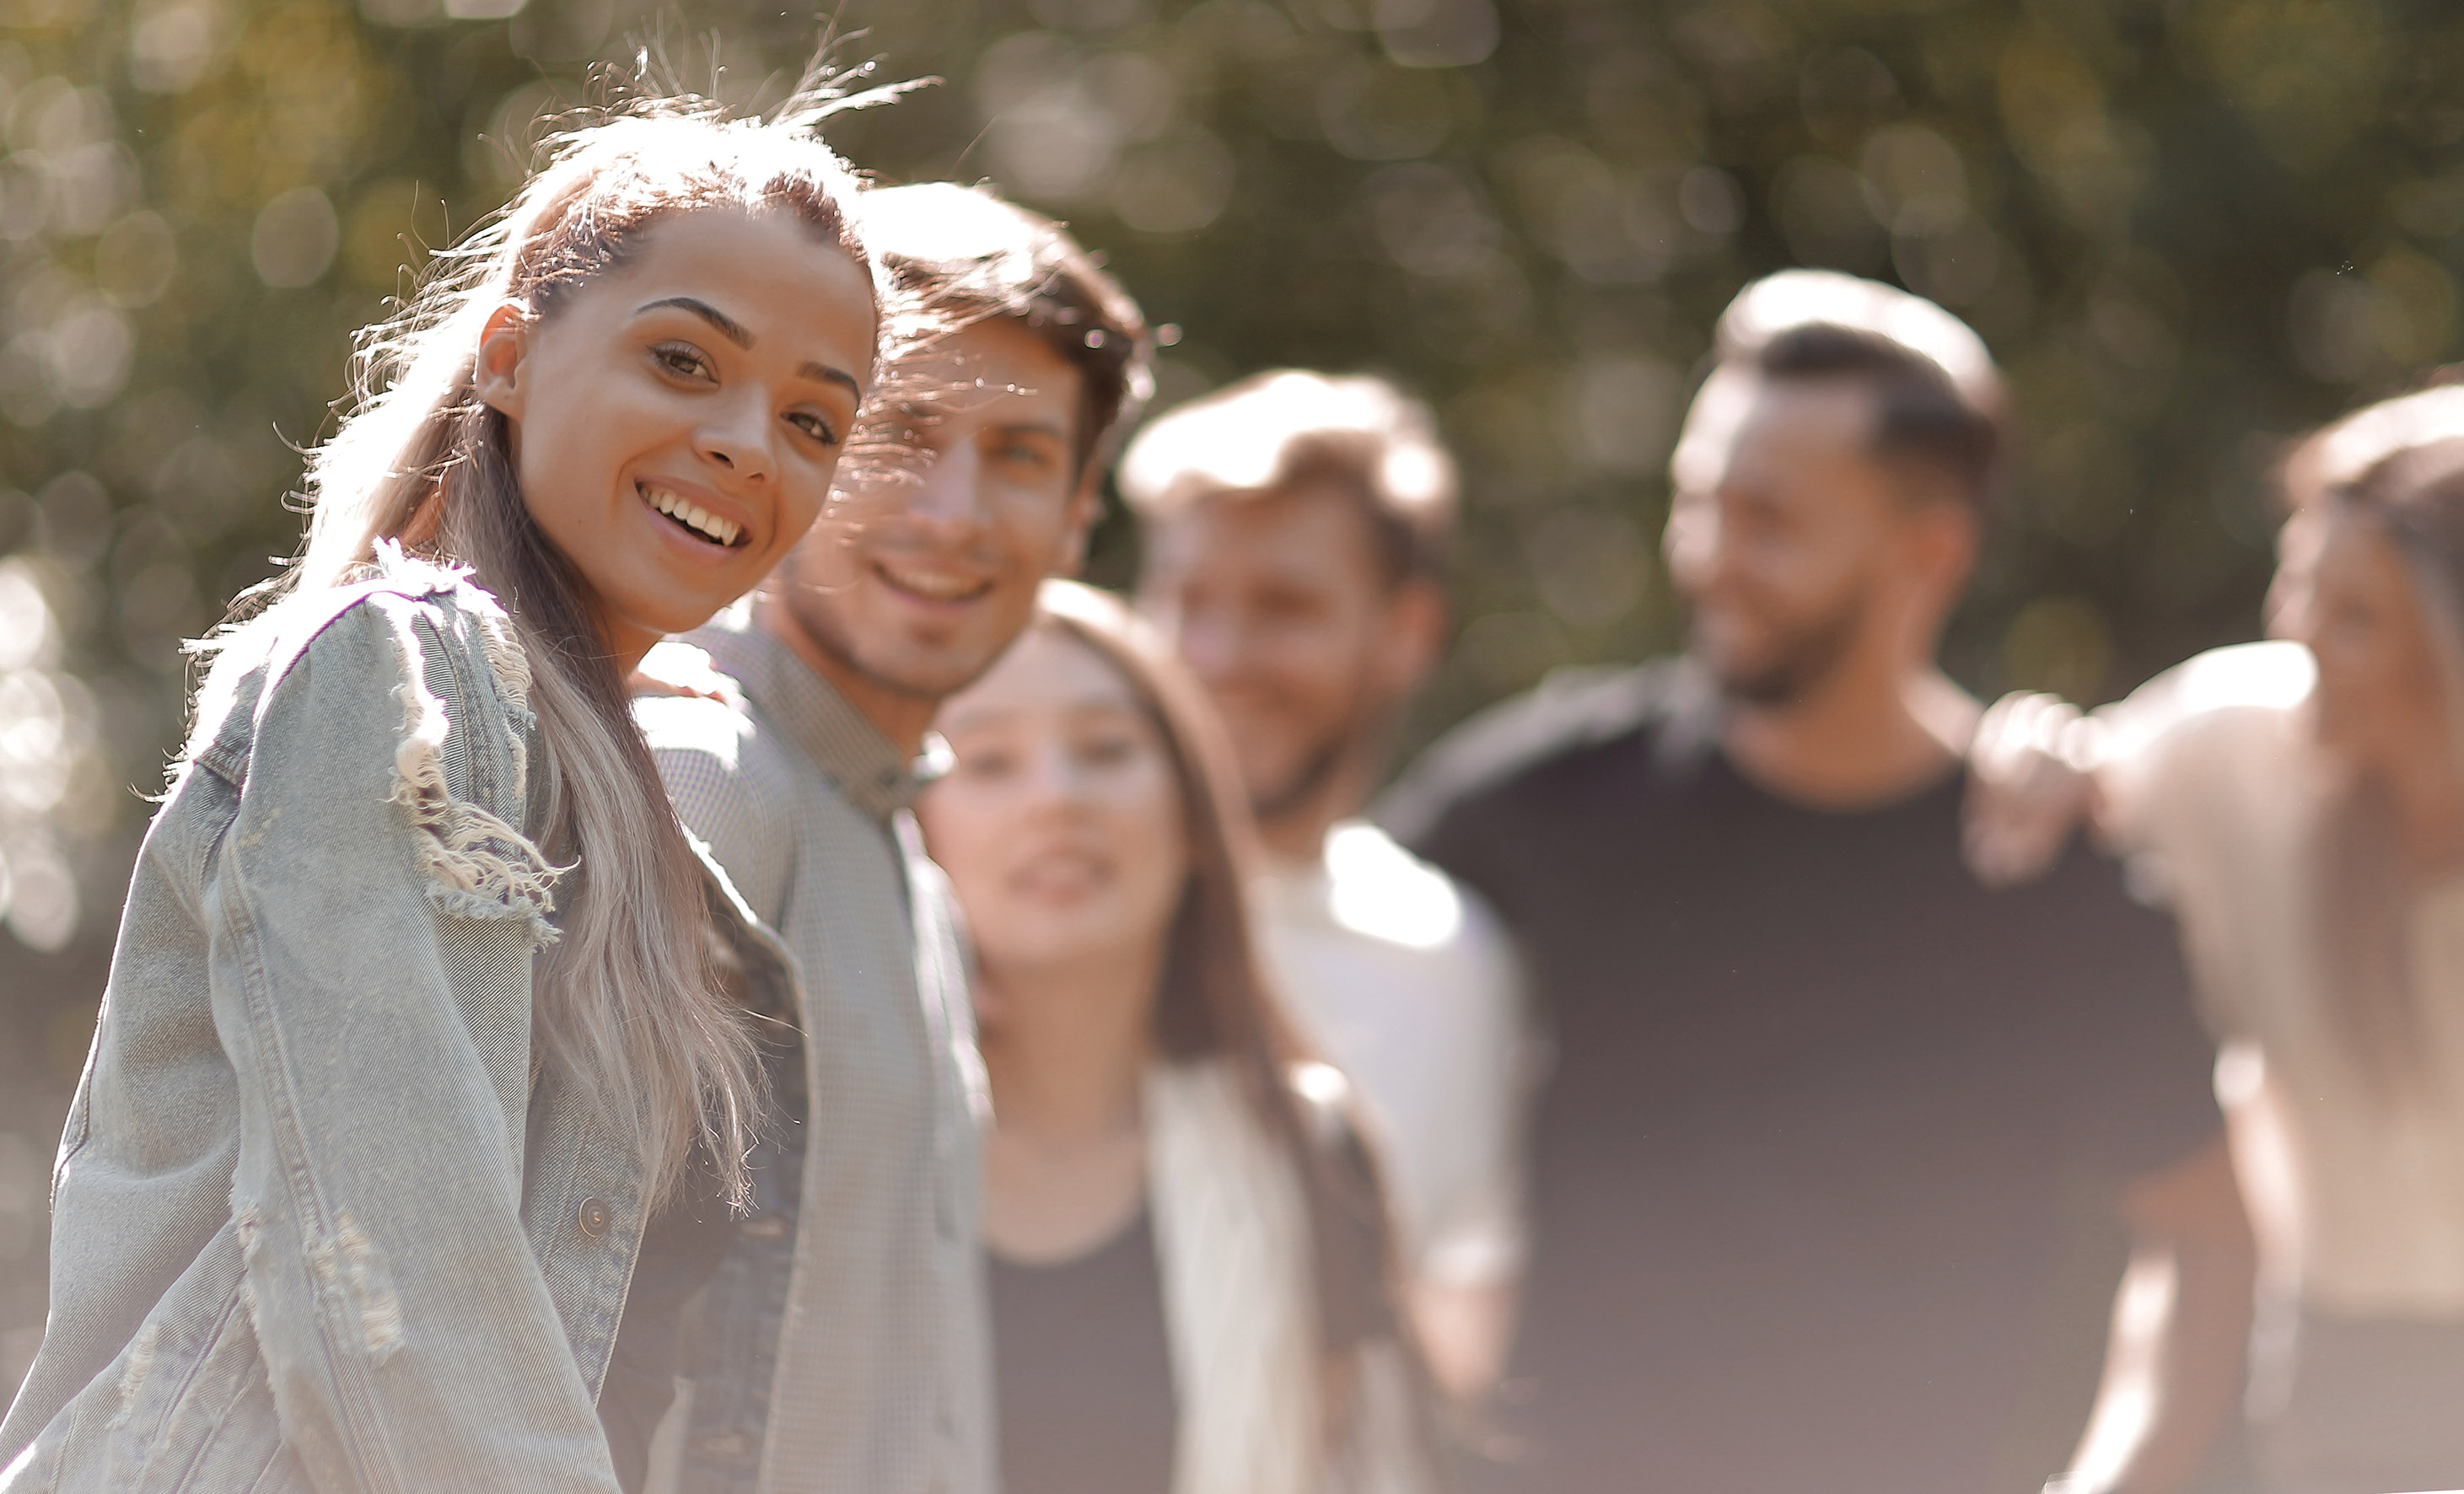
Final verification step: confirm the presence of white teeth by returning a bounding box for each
[642,485,741,547]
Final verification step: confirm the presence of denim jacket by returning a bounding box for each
[0,552,795,1493]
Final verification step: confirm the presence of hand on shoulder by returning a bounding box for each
[1963,690,2095,889]
[628,639,741,707]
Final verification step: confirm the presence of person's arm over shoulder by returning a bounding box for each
[1967,642,2314,889]
[209,590,619,1491]
[2091,639,2315,860]
[638,691,796,927]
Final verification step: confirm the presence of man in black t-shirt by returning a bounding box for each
[1381,271,2254,1494]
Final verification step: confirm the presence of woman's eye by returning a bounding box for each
[652,342,713,381]
[1079,732,1139,766]
[786,410,841,446]
[960,748,1017,779]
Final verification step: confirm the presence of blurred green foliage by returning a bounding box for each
[3,0,2463,1400]
[3,0,2463,963]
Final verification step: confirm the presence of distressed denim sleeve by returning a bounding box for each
[202,595,621,1494]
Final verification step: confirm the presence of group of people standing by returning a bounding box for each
[2,64,2461,1494]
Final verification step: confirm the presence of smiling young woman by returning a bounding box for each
[0,83,916,1493]
[916,582,1444,1494]
[471,207,877,664]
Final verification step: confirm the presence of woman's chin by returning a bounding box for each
[600,591,733,653]
[982,919,1143,973]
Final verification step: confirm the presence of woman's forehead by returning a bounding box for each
[948,626,1141,722]
[578,208,871,322]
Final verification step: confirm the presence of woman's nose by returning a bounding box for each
[1019,742,1103,807]
[700,395,777,482]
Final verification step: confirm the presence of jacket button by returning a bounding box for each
[577,1196,611,1238]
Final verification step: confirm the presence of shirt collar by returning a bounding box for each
[688,612,923,822]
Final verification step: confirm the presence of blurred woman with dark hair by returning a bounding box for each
[915,580,1439,1494]
[1968,384,2464,1494]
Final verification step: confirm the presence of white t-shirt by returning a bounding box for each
[1252,821,1530,1288]
[2101,640,2464,1317]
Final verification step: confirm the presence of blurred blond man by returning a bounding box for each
[1126,372,1530,1403]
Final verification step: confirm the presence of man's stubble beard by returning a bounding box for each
[775,566,980,711]
[1249,731,1353,826]
[1244,673,1398,830]
[1703,586,1870,710]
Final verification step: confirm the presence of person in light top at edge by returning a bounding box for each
[1122,371,1532,1405]
[916,579,1439,1494]
[1967,380,2464,1494]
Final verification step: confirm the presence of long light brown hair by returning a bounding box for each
[228,82,909,1208]
[2289,405,2464,1094]
[1025,579,1443,1465]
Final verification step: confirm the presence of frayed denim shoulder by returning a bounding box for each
[364,545,563,946]
[386,605,562,943]
[176,541,564,946]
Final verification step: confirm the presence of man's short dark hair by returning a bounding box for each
[1750,322,2004,513]
[855,182,1154,476]
[1708,270,2007,516]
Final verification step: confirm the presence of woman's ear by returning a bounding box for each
[473,302,533,421]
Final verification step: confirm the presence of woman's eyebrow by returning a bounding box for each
[1063,697,1146,723]
[799,360,862,396]
[638,297,858,395]
[639,296,752,347]
[938,704,1019,734]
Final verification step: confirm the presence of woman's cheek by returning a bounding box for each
[767,455,831,556]
[1120,787,1189,922]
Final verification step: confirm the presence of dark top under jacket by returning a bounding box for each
[1379,660,2224,1494]
[989,1206,1178,1494]
[600,1147,739,1494]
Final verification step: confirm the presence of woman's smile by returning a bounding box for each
[476,206,877,668]
[1006,842,1116,902]
[639,478,749,549]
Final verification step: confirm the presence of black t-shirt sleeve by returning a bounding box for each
[1379,718,1531,918]
[1379,662,1686,926]
[2047,847,2224,1184]
[1401,784,1512,932]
